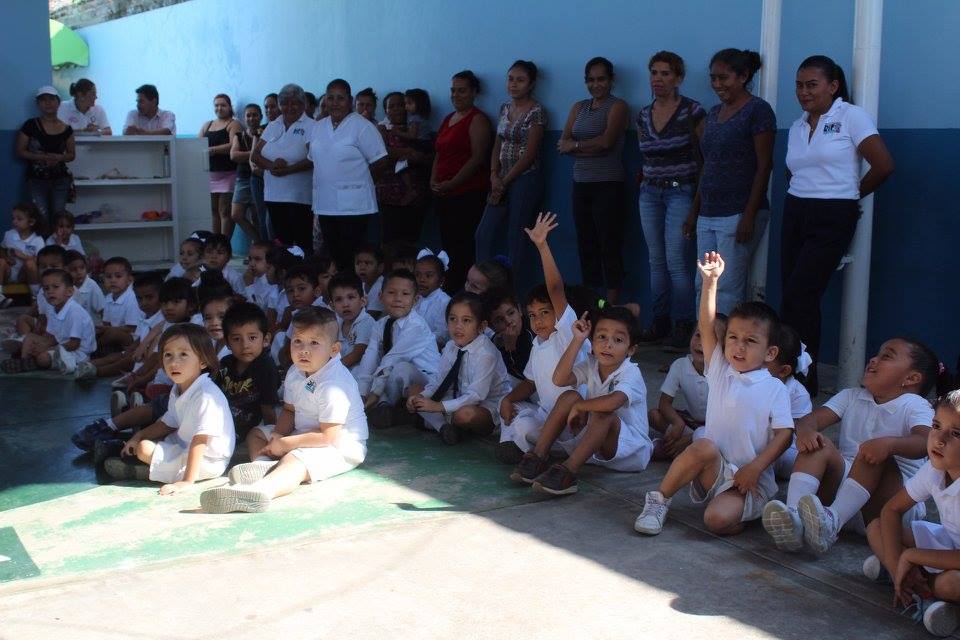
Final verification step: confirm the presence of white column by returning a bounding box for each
[748,0,782,302]
[838,0,884,389]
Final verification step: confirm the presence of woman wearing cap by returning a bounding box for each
[58,78,111,136]
[16,86,76,223]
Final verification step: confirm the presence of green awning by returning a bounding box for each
[50,19,88,69]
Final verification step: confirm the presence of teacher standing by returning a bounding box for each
[557,56,629,304]
[781,55,893,393]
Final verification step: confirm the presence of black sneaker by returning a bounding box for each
[638,316,671,343]
[662,320,695,353]
[532,463,579,496]
[510,452,549,483]
[439,423,461,445]
[93,438,125,468]
[366,402,394,429]
[71,418,112,451]
[103,457,150,481]
[495,441,524,465]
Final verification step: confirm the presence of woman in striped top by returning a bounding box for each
[636,51,705,349]
[557,56,629,304]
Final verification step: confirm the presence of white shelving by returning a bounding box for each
[69,136,178,270]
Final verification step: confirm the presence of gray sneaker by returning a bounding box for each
[228,460,276,485]
[103,457,149,481]
[634,490,671,535]
[924,600,960,637]
[74,360,97,380]
[762,500,804,552]
[200,486,271,514]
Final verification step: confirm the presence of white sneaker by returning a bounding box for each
[74,360,97,380]
[200,486,271,514]
[798,494,840,554]
[110,375,131,389]
[228,460,276,485]
[110,390,128,417]
[130,392,145,408]
[924,600,960,637]
[762,500,804,552]
[634,491,671,535]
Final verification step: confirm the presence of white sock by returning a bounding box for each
[787,472,820,508]
[830,478,871,525]
[105,418,118,430]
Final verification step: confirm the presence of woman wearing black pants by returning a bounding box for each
[557,57,629,303]
[781,56,893,394]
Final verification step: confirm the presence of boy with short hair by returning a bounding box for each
[13,245,67,336]
[271,264,321,365]
[354,244,384,316]
[634,252,794,536]
[200,233,245,294]
[100,256,143,351]
[242,240,273,309]
[328,271,374,370]
[309,251,337,307]
[63,250,105,325]
[354,268,440,428]
[200,307,368,513]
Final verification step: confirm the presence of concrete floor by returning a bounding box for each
[0,336,942,639]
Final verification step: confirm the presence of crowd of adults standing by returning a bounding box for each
[14,47,893,394]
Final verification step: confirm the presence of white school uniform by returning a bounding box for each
[71,276,105,325]
[102,284,143,328]
[499,305,589,452]
[551,356,652,472]
[825,387,933,481]
[45,233,85,255]
[150,373,235,483]
[364,275,384,313]
[906,461,960,573]
[354,311,440,403]
[258,357,367,482]
[244,274,273,309]
[338,308,375,366]
[660,355,709,423]
[307,112,387,216]
[166,263,188,280]
[58,100,111,133]
[773,376,814,478]
[130,310,164,373]
[419,334,512,432]
[1,230,44,281]
[414,287,451,347]
[695,345,794,521]
[191,265,245,295]
[786,98,878,200]
[260,113,314,204]
[124,108,176,134]
[46,298,96,366]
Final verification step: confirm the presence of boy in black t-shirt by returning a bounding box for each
[216,303,280,447]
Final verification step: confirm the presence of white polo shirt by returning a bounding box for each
[423,333,512,414]
[72,276,105,323]
[260,113,314,204]
[284,355,369,446]
[102,284,143,327]
[46,233,85,254]
[58,100,111,134]
[124,108,176,134]
[825,387,932,477]
[46,297,96,357]
[523,305,590,413]
[134,309,164,342]
[906,461,960,547]
[785,376,813,419]
[160,372,235,462]
[414,287,451,346]
[244,274,273,309]
[364,275,384,313]
[308,112,387,216]
[338,308,375,357]
[702,344,794,498]
[573,355,650,436]
[660,355,709,423]
[786,98,878,200]
[2,230,44,277]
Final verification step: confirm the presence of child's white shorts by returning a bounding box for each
[912,520,958,573]
[689,454,771,522]
[148,439,230,483]
[499,402,546,451]
[289,440,366,483]
[555,419,652,472]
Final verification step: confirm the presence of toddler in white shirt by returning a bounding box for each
[413,249,451,347]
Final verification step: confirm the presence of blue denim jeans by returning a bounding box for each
[475,170,544,270]
[638,182,695,322]
[695,210,770,315]
[26,176,71,225]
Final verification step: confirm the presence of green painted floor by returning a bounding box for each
[0,377,550,585]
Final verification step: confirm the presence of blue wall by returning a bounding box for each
[0,0,52,230]
[43,0,960,365]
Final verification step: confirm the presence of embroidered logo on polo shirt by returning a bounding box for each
[823,122,842,134]
[305,380,316,393]
[293,128,306,135]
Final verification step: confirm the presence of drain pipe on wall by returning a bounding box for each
[838,0,883,389]
[747,0,781,303]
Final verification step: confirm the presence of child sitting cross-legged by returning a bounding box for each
[103,323,236,492]
[63,250,104,324]
[242,240,273,308]
[328,271,374,371]
[413,248,451,347]
[200,307,368,513]
[648,324,710,460]
[99,256,143,352]
[271,264,320,365]
[762,336,941,554]
[510,305,652,495]
[634,252,794,535]
[406,292,512,444]
[355,268,440,428]
[766,324,814,480]
[863,390,960,637]
[198,233,245,294]
[46,211,84,254]
[1,268,95,374]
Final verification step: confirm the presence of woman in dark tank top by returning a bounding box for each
[200,93,242,237]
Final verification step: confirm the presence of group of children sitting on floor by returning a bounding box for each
[4,199,960,635]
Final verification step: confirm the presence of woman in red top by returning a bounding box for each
[431,70,491,293]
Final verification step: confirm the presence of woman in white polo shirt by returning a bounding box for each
[781,55,894,393]
[252,83,315,251]
[307,78,388,269]
[58,79,111,136]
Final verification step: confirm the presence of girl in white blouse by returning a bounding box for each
[407,292,511,445]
